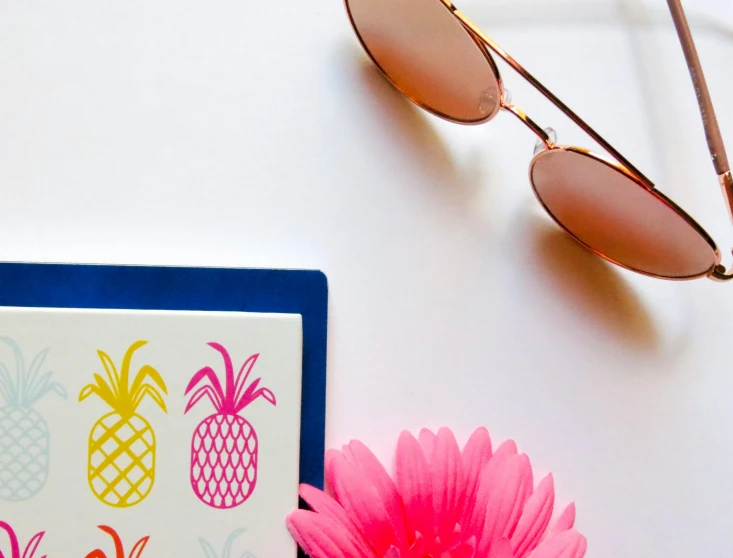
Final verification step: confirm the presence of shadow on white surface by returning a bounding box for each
[349,48,490,206]
[342,41,667,354]
[338,1,707,361]
[523,216,661,351]
[347,47,664,352]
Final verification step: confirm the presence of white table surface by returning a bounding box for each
[2,0,732,556]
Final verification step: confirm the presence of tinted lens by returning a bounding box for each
[346,0,500,122]
[531,149,717,279]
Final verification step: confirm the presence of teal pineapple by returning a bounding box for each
[199,529,256,558]
[0,337,67,501]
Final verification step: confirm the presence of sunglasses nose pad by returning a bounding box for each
[501,86,512,106]
[533,127,557,155]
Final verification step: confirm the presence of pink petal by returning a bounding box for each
[324,448,341,496]
[384,547,401,558]
[299,484,374,556]
[419,429,437,462]
[463,456,506,541]
[510,474,555,557]
[461,428,493,528]
[450,536,477,558]
[522,454,534,498]
[287,510,374,558]
[574,534,587,557]
[330,452,397,556]
[344,440,409,550]
[530,530,587,558]
[476,454,525,557]
[406,533,425,558]
[466,438,521,542]
[396,431,434,545]
[548,503,576,536]
[492,440,518,460]
[503,454,534,541]
[487,538,513,558]
[431,428,464,543]
[437,523,464,553]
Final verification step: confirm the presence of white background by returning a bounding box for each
[0,308,302,557]
[1,0,733,556]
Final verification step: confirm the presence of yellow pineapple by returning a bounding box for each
[79,340,168,508]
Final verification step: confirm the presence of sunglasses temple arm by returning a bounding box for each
[666,0,733,225]
[666,0,733,281]
[452,10,652,188]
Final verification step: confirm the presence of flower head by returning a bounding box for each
[287,427,586,558]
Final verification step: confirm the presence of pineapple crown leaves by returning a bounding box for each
[79,340,168,418]
[84,526,149,558]
[0,521,47,558]
[0,337,67,409]
[184,342,276,416]
[199,539,218,558]
[199,528,248,558]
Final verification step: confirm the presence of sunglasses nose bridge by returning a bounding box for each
[502,104,555,151]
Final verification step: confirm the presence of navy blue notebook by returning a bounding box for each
[0,262,328,495]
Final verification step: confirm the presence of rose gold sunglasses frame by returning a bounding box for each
[345,0,733,282]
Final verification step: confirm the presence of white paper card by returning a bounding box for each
[0,307,303,558]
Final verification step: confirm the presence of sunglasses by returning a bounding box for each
[344,0,733,282]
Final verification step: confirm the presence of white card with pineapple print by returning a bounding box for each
[0,306,303,558]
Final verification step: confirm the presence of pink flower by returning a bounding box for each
[287,427,586,558]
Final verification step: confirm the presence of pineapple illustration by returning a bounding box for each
[199,528,256,558]
[85,525,149,558]
[185,342,276,509]
[0,337,66,501]
[0,521,47,558]
[79,340,168,508]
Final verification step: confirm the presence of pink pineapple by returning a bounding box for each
[0,521,46,558]
[185,342,276,509]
